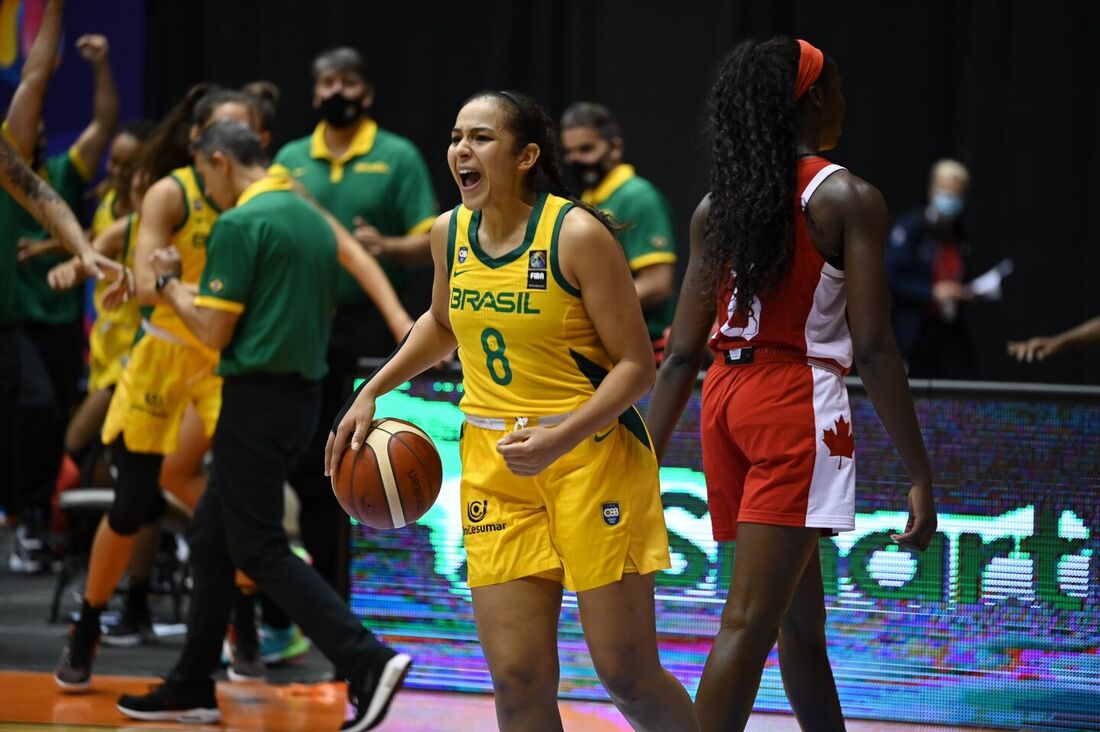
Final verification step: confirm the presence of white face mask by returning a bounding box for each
[932,192,964,219]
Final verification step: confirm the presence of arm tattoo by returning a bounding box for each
[1,135,89,253]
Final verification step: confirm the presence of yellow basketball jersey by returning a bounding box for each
[448,192,613,417]
[147,165,220,356]
[92,212,140,328]
[91,187,119,239]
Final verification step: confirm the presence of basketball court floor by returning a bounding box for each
[0,528,994,731]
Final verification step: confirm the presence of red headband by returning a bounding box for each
[793,39,824,100]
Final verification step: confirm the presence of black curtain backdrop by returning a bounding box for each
[145,0,1100,385]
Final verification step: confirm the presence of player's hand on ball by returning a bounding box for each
[890,483,937,551]
[496,426,570,476]
[325,390,377,480]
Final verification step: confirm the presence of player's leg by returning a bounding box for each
[777,544,844,731]
[160,404,211,511]
[471,577,564,732]
[577,571,700,731]
[694,523,822,731]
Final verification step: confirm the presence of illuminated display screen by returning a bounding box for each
[348,374,1100,729]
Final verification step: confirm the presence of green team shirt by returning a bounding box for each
[0,146,91,326]
[583,164,677,338]
[273,118,437,306]
[195,175,339,380]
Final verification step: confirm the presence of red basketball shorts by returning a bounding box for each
[701,358,856,541]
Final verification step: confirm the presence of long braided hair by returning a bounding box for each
[704,37,815,315]
[466,90,617,233]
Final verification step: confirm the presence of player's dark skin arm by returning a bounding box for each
[646,196,716,460]
[811,171,936,549]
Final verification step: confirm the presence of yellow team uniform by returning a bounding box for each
[447,192,670,592]
[87,212,143,391]
[101,166,223,454]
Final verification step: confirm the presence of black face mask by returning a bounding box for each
[568,160,607,191]
[318,92,364,129]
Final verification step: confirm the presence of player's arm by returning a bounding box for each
[633,263,675,309]
[840,173,936,550]
[47,214,128,290]
[354,220,433,267]
[3,0,64,159]
[0,134,116,278]
[70,35,119,177]
[646,195,716,461]
[151,244,237,350]
[1008,315,1100,363]
[496,208,655,476]
[325,212,458,478]
[132,177,185,306]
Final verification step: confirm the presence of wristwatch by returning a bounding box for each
[155,272,179,292]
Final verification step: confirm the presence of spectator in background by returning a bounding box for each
[271,47,425,618]
[886,159,974,378]
[560,102,677,362]
[1008,316,1100,363]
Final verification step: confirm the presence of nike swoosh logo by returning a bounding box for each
[452,269,470,279]
[594,425,616,443]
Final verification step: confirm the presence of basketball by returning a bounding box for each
[333,417,443,530]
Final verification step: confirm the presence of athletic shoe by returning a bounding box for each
[260,623,310,665]
[117,681,221,724]
[342,650,412,731]
[54,617,101,691]
[9,525,51,574]
[102,609,155,647]
[227,653,267,683]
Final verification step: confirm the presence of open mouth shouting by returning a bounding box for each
[458,168,482,192]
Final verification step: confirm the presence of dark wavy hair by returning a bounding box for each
[704,37,828,315]
[466,91,617,232]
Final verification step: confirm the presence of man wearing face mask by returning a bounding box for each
[268,48,433,657]
[560,102,676,361]
[886,158,976,378]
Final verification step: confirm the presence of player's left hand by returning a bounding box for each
[76,35,110,65]
[150,246,182,277]
[496,426,571,476]
[891,483,937,551]
[100,268,135,310]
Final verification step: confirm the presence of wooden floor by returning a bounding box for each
[0,670,991,731]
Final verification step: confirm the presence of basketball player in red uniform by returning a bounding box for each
[646,38,938,730]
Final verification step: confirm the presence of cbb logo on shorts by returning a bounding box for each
[467,499,488,524]
[602,502,621,526]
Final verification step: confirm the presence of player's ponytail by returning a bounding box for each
[704,37,803,316]
[470,91,618,233]
[136,83,216,184]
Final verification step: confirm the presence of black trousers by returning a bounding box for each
[8,330,64,526]
[0,328,21,516]
[170,374,385,686]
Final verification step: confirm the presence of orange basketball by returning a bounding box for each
[333,418,443,530]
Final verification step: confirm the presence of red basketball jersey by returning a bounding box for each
[710,156,852,373]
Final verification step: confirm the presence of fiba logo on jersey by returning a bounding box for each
[466,500,488,523]
[602,502,621,526]
[527,249,548,290]
[458,246,469,264]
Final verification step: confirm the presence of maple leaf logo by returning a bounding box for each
[822,416,854,469]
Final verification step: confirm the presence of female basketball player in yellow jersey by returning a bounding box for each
[328,91,699,732]
[55,89,266,688]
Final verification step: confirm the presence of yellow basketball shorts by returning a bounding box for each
[87,317,140,392]
[101,334,222,455]
[459,412,671,593]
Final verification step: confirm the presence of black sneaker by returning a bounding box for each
[117,681,221,724]
[102,609,155,648]
[342,651,412,731]
[54,618,101,691]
